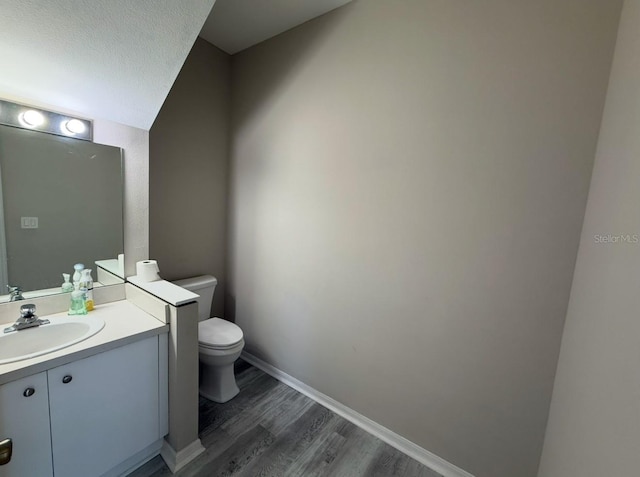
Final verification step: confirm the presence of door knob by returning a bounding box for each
[23,387,35,397]
[0,438,12,465]
[62,375,73,384]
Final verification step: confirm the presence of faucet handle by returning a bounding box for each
[20,304,36,318]
[7,284,21,293]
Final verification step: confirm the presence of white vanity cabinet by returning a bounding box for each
[0,372,53,477]
[49,336,162,477]
[0,334,167,477]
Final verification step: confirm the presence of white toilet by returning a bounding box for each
[173,275,244,403]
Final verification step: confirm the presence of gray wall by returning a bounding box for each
[538,1,640,475]
[0,126,123,291]
[227,1,621,476]
[93,119,149,278]
[150,38,230,318]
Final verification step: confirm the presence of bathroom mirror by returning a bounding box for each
[0,124,124,301]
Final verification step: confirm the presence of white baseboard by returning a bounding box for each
[160,438,205,473]
[241,351,475,477]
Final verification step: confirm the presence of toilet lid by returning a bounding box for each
[198,318,243,348]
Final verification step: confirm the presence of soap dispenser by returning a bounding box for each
[73,263,85,284]
[81,269,94,311]
[61,273,73,293]
[68,283,87,315]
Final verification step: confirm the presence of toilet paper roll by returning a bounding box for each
[136,260,161,282]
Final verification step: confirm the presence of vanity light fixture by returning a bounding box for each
[0,99,92,141]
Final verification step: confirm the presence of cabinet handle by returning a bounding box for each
[23,387,35,397]
[0,438,12,465]
[62,375,73,384]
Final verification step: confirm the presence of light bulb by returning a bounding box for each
[19,110,45,128]
[61,118,87,135]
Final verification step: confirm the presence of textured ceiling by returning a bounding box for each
[0,0,216,129]
[200,0,353,54]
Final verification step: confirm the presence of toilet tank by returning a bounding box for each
[172,275,217,322]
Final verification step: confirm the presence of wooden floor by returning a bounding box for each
[130,360,442,477]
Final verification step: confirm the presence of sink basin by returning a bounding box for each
[0,315,105,364]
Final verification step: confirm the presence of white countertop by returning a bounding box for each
[0,282,110,304]
[0,286,63,304]
[127,276,199,306]
[95,258,124,278]
[0,300,168,385]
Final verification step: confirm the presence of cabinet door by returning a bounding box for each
[48,337,159,477]
[0,372,53,477]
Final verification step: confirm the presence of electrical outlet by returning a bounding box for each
[20,217,38,229]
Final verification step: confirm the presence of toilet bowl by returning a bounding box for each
[173,275,244,403]
[198,318,244,403]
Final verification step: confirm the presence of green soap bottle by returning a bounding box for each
[68,284,87,315]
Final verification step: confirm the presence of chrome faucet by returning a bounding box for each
[7,285,24,302]
[3,304,50,333]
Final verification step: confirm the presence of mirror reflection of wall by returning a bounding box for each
[0,125,124,294]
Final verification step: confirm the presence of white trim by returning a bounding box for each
[241,351,475,477]
[160,438,205,473]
